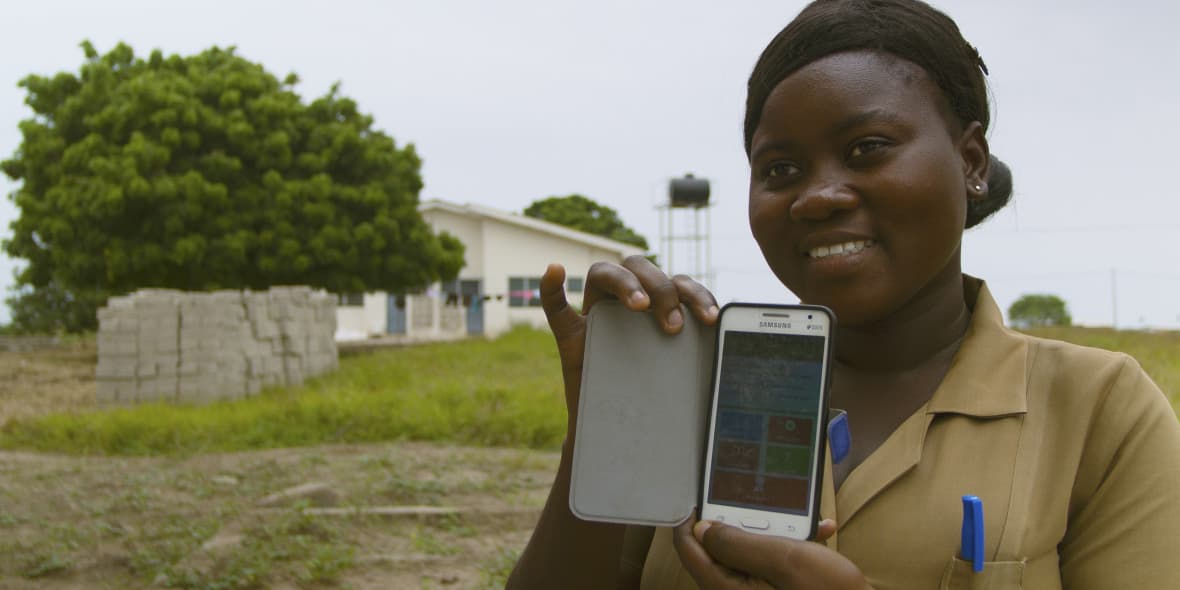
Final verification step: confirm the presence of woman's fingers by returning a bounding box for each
[581,256,719,333]
[692,521,868,590]
[671,273,721,326]
[693,521,795,582]
[815,519,837,543]
[582,260,650,316]
[673,517,770,589]
[622,256,681,333]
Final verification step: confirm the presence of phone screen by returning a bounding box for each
[707,330,825,515]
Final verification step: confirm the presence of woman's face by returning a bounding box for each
[748,50,985,327]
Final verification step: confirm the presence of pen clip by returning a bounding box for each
[960,495,984,573]
[828,409,850,464]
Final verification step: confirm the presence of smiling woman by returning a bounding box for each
[506,0,1180,589]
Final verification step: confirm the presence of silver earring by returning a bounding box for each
[973,183,983,192]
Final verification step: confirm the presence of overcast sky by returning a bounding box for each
[2,0,1179,328]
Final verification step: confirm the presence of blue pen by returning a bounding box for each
[828,409,850,464]
[960,495,984,572]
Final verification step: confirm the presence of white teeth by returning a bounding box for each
[809,240,875,259]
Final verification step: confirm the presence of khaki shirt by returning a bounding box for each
[642,278,1180,589]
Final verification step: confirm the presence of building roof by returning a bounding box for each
[419,199,648,259]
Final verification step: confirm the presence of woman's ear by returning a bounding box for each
[959,121,990,201]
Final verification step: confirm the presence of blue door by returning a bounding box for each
[387,294,407,334]
[461,280,483,335]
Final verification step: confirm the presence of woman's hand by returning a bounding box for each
[540,256,720,436]
[673,518,871,590]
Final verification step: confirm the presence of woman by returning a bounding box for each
[508,0,1180,588]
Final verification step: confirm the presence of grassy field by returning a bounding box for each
[0,323,1177,589]
[0,327,567,589]
[0,326,567,456]
[2,324,1176,456]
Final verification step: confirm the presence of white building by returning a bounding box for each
[335,199,647,340]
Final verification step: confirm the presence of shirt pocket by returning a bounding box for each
[939,555,1026,589]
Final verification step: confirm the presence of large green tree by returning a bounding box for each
[523,194,649,250]
[1008,294,1073,328]
[2,41,463,332]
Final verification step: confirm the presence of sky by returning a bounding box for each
[2,0,1179,328]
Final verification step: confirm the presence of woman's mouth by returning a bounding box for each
[807,239,876,259]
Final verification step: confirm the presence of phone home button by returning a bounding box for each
[740,518,770,530]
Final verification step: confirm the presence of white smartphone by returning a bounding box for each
[699,303,834,540]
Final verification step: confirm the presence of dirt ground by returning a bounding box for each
[0,342,558,589]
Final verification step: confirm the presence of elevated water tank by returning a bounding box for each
[669,174,710,208]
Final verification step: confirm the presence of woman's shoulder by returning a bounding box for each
[1011,329,1174,441]
[1017,330,1141,379]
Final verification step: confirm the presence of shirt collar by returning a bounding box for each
[925,276,1029,418]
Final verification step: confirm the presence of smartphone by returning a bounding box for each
[699,303,834,540]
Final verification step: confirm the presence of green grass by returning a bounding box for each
[2,323,1175,457]
[0,326,567,455]
[1021,325,1180,411]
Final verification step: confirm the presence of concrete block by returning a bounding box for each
[97,377,137,399]
[97,331,135,348]
[151,377,178,401]
[283,367,304,386]
[107,295,136,309]
[96,380,121,404]
[134,378,161,402]
[96,360,137,379]
[136,362,158,378]
[156,360,179,377]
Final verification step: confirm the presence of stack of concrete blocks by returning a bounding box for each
[96,289,182,405]
[96,295,143,405]
[177,290,249,403]
[243,290,284,395]
[95,287,338,406]
[307,291,338,375]
[268,286,338,390]
[139,290,182,402]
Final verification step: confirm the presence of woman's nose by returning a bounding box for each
[789,179,859,222]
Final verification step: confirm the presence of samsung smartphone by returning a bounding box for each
[699,303,834,540]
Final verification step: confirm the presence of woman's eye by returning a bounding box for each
[849,139,889,158]
[766,162,798,179]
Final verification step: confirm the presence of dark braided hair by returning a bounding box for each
[744,0,1012,228]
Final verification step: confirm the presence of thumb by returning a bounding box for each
[540,263,582,340]
[815,519,837,543]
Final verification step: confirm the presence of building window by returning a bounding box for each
[508,277,543,307]
[566,277,585,293]
[337,293,364,307]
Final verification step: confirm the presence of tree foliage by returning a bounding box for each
[2,41,463,332]
[1008,294,1073,328]
[523,194,649,250]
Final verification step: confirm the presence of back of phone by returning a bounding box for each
[569,300,717,527]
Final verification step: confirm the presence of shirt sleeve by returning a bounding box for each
[1058,357,1180,589]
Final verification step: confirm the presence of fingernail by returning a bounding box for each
[667,308,683,328]
[707,305,720,320]
[629,291,648,307]
[693,520,712,542]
